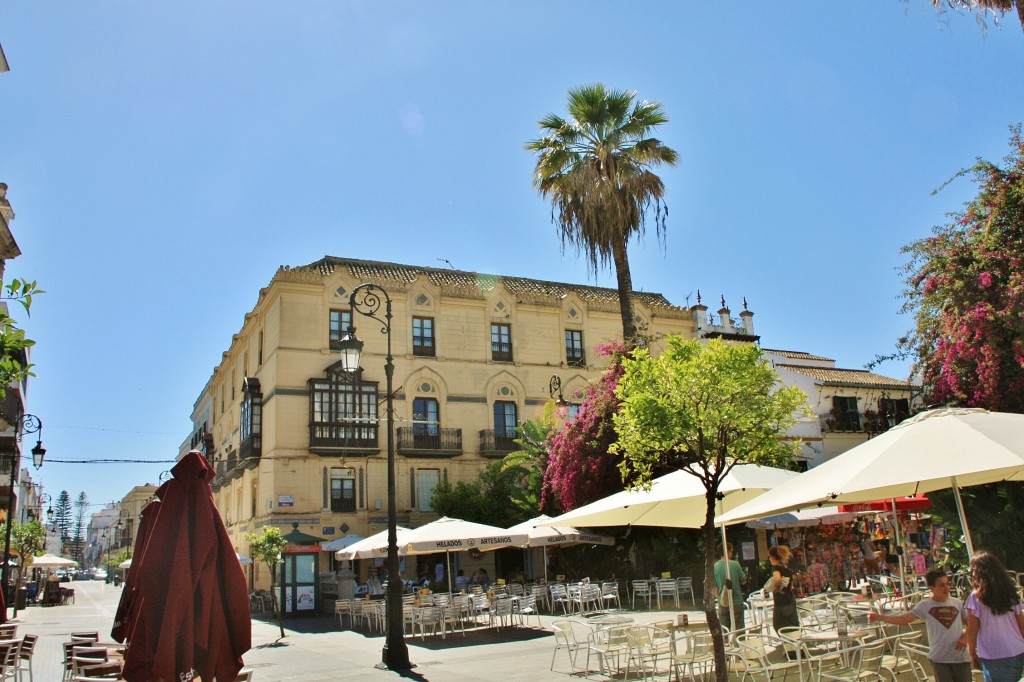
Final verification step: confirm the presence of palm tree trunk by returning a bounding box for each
[1016,0,1024,33]
[611,235,637,344]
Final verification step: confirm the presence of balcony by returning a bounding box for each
[239,434,261,470]
[479,429,518,459]
[309,423,379,454]
[396,427,463,458]
[820,411,907,435]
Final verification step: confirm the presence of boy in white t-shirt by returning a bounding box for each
[868,570,970,682]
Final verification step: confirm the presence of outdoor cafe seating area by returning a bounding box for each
[547,579,939,681]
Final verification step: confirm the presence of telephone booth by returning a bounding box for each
[278,523,323,617]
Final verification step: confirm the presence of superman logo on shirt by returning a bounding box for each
[929,605,961,629]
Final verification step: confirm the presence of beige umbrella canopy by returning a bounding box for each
[717,408,1024,556]
[31,553,78,568]
[118,558,133,569]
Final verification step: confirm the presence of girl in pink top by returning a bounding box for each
[965,551,1024,682]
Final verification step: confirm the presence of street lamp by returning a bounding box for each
[548,375,568,407]
[337,283,411,671]
[105,520,121,584]
[2,414,44,616]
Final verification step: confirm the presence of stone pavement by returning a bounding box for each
[11,579,710,681]
[4,582,939,682]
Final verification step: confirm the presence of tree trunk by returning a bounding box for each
[1016,0,1024,33]
[611,234,637,344]
[703,491,728,682]
[270,565,285,640]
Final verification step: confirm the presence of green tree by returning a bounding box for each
[9,519,45,615]
[0,278,41,406]
[52,491,72,548]
[526,83,679,344]
[71,492,89,564]
[611,337,809,682]
[499,402,560,516]
[430,461,530,527]
[244,526,288,640]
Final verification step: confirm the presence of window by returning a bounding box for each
[331,468,356,512]
[565,330,585,367]
[258,330,264,366]
[329,309,353,351]
[412,398,439,437]
[831,396,860,431]
[493,401,517,438]
[309,369,379,447]
[879,398,911,425]
[240,379,262,443]
[416,469,440,512]
[491,323,512,362]
[412,317,435,357]
[567,404,582,421]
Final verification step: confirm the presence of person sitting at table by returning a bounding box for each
[869,569,970,682]
[472,567,488,586]
[455,569,469,591]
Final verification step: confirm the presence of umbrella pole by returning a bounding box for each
[889,498,909,596]
[718,503,736,634]
[951,477,975,558]
[447,551,453,595]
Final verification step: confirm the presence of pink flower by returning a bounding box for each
[979,271,993,288]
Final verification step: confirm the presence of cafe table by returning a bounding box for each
[783,627,872,682]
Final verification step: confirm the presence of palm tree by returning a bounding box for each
[526,84,679,344]
[929,0,1024,32]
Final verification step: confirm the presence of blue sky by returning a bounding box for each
[1,2,1022,512]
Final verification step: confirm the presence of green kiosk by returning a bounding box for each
[278,522,323,617]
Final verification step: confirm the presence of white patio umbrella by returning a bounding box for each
[118,558,133,569]
[506,514,616,581]
[235,552,253,565]
[540,462,801,631]
[335,527,412,561]
[320,534,365,553]
[400,517,530,594]
[716,408,1024,558]
[30,553,78,568]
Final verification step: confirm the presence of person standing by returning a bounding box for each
[868,569,971,682]
[714,542,747,632]
[964,551,1024,682]
[768,545,799,636]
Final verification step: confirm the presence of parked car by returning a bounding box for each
[92,569,107,581]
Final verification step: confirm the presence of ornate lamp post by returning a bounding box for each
[337,283,411,671]
[2,414,44,612]
[548,375,568,407]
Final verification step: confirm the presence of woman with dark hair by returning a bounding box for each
[965,551,1024,682]
[768,545,799,636]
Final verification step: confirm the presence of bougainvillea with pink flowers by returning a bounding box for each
[896,126,1024,412]
[541,341,630,513]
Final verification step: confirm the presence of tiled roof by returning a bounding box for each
[762,349,834,363]
[777,364,911,389]
[290,256,685,311]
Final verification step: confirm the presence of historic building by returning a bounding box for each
[183,256,913,585]
[183,257,710,561]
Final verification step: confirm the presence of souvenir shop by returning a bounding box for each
[750,497,944,596]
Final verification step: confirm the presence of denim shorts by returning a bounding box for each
[981,652,1024,682]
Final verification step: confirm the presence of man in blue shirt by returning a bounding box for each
[714,542,747,632]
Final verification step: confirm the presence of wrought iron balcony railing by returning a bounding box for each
[396,427,463,457]
[479,429,518,458]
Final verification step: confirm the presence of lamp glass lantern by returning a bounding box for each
[336,331,363,373]
[31,441,45,469]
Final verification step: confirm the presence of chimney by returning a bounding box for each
[690,289,708,329]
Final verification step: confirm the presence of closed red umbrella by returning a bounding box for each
[119,451,251,682]
[112,498,160,643]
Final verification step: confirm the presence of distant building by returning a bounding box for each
[765,349,917,467]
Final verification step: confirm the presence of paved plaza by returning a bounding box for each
[12,580,710,681]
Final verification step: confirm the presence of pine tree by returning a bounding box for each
[52,491,72,551]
